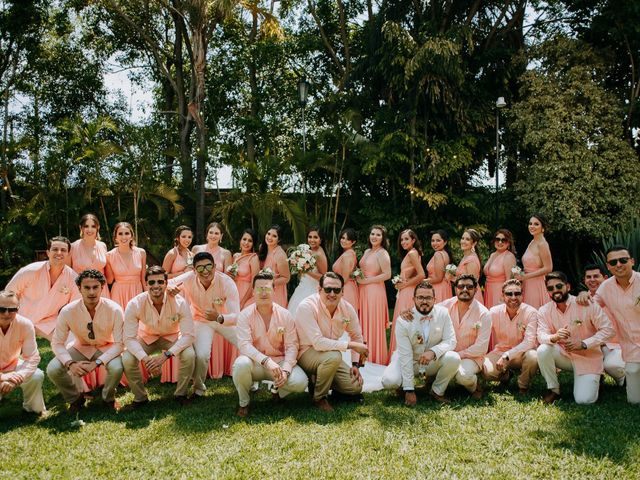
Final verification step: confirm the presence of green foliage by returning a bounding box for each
[591,218,640,273]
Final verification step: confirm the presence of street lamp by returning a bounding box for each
[495,96,507,228]
[298,78,309,156]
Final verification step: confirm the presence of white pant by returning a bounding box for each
[537,344,599,404]
[0,368,46,413]
[382,351,460,396]
[232,355,308,407]
[624,362,640,404]
[192,322,237,395]
[602,346,625,386]
[455,358,481,392]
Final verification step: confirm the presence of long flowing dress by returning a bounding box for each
[358,250,389,365]
[426,251,452,303]
[70,240,110,298]
[234,253,257,309]
[457,255,484,305]
[106,247,144,310]
[167,246,193,276]
[522,246,550,309]
[332,250,359,311]
[388,251,419,359]
[483,251,513,308]
[262,247,288,308]
[288,269,320,317]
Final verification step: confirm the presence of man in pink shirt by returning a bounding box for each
[47,270,124,412]
[5,236,80,339]
[482,279,539,395]
[0,290,46,415]
[233,271,308,417]
[168,251,240,397]
[123,266,195,407]
[439,274,491,399]
[537,271,614,404]
[295,272,369,412]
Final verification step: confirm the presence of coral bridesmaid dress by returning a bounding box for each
[70,240,110,298]
[457,255,484,305]
[332,251,359,311]
[234,253,256,309]
[106,247,145,310]
[483,251,509,308]
[427,251,452,303]
[262,247,288,308]
[388,252,419,359]
[358,250,389,365]
[522,247,550,309]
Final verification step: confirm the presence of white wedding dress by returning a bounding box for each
[288,270,320,316]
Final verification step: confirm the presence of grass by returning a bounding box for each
[1,340,640,479]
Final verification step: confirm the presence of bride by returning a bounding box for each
[287,227,328,315]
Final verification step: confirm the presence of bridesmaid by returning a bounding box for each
[426,229,454,303]
[162,225,194,279]
[69,213,109,298]
[389,229,425,358]
[483,229,517,308]
[332,228,359,311]
[105,222,146,311]
[258,225,290,307]
[357,225,392,365]
[515,214,553,308]
[192,222,232,274]
[455,228,484,305]
[231,228,260,309]
[287,226,328,315]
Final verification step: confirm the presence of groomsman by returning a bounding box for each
[537,271,614,404]
[47,270,124,412]
[5,236,80,339]
[440,275,491,398]
[482,279,539,395]
[382,280,460,405]
[0,290,46,415]
[168,251,240,397]
[122,266,195,407]
[295,272,369,412]
[232,271,308,417]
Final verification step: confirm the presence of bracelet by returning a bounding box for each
[66,360,77,369]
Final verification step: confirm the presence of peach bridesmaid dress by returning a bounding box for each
[262,247,288,308]
[70,240,110,298]
[358,250,389,365]
[234,253,257,309]
[522,247,550,309]
[106,247,145,310]
[426,251,452,303]
[388,251,419,358]
[332,250,359,311]
[168,246,192,276]
[457,255,484,305]
[483,251,509,308]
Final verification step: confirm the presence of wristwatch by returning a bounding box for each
[95,358,104,367]
[164,351,173,359]
[502,354,510,362]
[581,341,587,350]
[216,314,224,324]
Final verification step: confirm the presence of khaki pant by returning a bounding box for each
[298,349,362,401]
[483,350,538,389]
[537,344,599,404]
[232,355,308,407]
[624,362,640,404]
[0,365,46,413]
[192,322,237,395]
[455,358,481,392]
[602,346,625,386]
[382,351,460,396]
[122,338,195,402]
[47,347,123,403]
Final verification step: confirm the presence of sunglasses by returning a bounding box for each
[546,283,565,292]
[456,284,475,291]
[0,306,19,313]
[255,286,273,293]
[87,322,95,340]
[607,257,630,267]
[504,291,522,297]
[195,263,214,273]
[147,279,166,286]
[322,287,343,294]
[494,237,508,243]
[415,295,434,302]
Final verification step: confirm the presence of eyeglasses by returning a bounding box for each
[456,284,475,291]
[494,237,508,243]
[255,286,273,293]
[87,322,95,340]
[195,263,214,273]
[0,307,18,313]
[147,279,166,286]
[415,295,434,302]
[504,291,522,297]
[322,287,343,294]
[546,283,565,292]
[607,257,631,267]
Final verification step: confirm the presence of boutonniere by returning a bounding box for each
[414,331,424,344]
[473,322,482,330]
[517,320,526,332]
[59,285,70,295]
[170,313,183,323]
[341,316,351,326]
[276,326,285,335]
[573,319,583,327]
[213,297,224,306]
[635,295,640,306]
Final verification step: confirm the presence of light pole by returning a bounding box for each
[495,96,507,228]
[297,78,309,156]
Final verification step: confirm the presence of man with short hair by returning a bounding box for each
[537,271,614,404]
[295,272,369,412]
[0,290,46,415]
[583,264,607,296]
[381,281,459,406]
[439,274,491,399]
[482,279,539,395]
[168,251,240,397]
[47,270,124,412]
[232,271,308,417]
[123,266,195,407]
[6,236,80,338]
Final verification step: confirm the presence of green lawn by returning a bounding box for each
[1,341,639,479]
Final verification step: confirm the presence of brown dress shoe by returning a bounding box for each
[404,391,417,407]
[313,398,334,412]
[236,405,249,417]
[470,385,484,399]
[543,389,561,404]
[104,399,121,411]
[68,396,86,413]
[429,389,451,404]
[518,387,529,396]
[175,395,192,406]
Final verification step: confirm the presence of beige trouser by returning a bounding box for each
[537,344,599,404]
[454,358,481,392]
[232,355,308,407]
[483,350,539,389]
[297,349,362,401]
[47,347,123,402]
[193,322,237,395]
[382,351,461,396]
[122,338,195,402]
[0,365,46,413]
[602,346,625,386]
[624,362,640,404]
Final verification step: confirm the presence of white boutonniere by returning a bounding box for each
[213,298,224,306]
[170,313,183,323]
[573,319,583,327]
[414,331,424,344]
[517,320,526,332]
[473,322,482,330]
[59,285,70,295]
[276,326,285,335]
[342,316,351,326]
[635,295,640,306]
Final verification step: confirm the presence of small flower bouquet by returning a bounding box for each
[287,244,317,275]
[350,268,364,280]
[511,266,523,278]
[445,264,457,276]
[186,255,194,267]
[259,267,274,276]
[226,263,239,277]
[391,274,403,286]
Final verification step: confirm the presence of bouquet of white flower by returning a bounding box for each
[350,268,364,280]
[511,266,523,278]
[226,263,239,277]
[391,274,403,285]
[287,244,317,275]
[445,264,457,276]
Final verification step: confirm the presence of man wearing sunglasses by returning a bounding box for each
[0,290,46,416]
[537,271,614,404]
[382,280,459,406]
[439,275,491,398]
[5,236,80,339]
[167,251,240,398]
[123,266,195,407]
[482,279,539,395]
[232,271,308,417]
[295,272,369,412]
[47,270,124,411]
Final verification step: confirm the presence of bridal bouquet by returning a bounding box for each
[287,244,317,275]
[226,263,239,277]
[391,274,403,286]
[350,268,364,280]
[511,266,523,278]
[445,264,457,276]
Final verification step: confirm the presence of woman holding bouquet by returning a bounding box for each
[192,222,232,274]
[357,225,392,364]
[514,214,553,308]
[105,222,146,310]
[426,229,454,303]
[231,228,260,309]
[455,228,484,305]
[483,229,517,307]
[258,225,290,307]
[162,225,194,279]
[332,228,359,311]
[287,227,328,315]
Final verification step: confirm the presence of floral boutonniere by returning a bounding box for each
[414,331,424,344]
[473,322,482,330]
[276,326,285,335]
[517,320,526,332]
[341,316,351,326]
[170,313,183,323]
[59,285,70,295]
[573,319,583,327]
[635,295,640,306]
[213,297,224,306]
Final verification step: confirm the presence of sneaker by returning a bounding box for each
[313,398,334,412]
[236,405,249,417]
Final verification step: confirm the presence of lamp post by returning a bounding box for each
[297,78,309,156]
[495,96,507,228]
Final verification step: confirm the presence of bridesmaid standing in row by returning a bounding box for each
[258,225,290,307]
[231,228,260,309]
[192,222,232,273]
[332,228,359,311]
[426,229,453,303]
[357,225,391,365]
[456,228,484,305]
[162,225,194,279]
[516,214,553,308]
[68,213,109,298]
[105,222,146,310]
[483,229,517,308]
